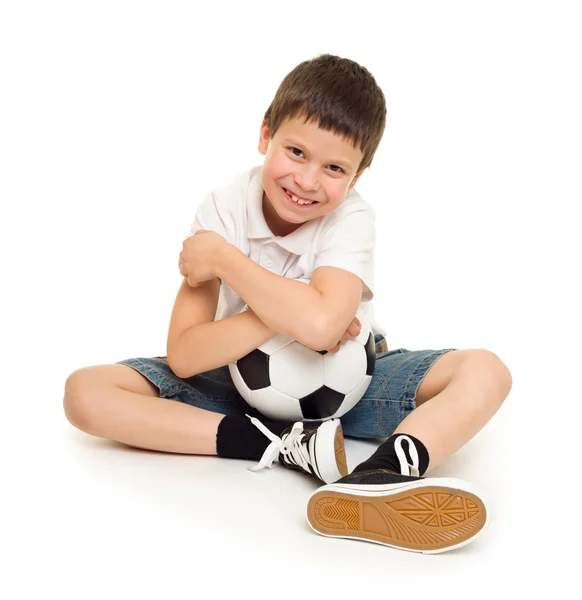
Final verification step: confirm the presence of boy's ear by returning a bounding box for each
[258,120,271,155]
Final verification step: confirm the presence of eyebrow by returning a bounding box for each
[284,137,354,170]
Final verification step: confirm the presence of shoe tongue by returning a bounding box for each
[301,424,317,438]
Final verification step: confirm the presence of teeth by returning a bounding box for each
[287,190,314,205]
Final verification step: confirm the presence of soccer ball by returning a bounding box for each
[228,280,376,422]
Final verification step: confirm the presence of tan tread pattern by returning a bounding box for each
[307,486,486,552]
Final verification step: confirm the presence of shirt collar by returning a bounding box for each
[246,166,321,255]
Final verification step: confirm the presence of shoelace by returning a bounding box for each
[245,414,311,473]
[395,434,420,477]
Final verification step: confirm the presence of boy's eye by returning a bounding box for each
[288,147,344,174]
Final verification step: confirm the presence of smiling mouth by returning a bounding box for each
[283,188,318,207]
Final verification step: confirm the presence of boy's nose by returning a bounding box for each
[294,168,320,192]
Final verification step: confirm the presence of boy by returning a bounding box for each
[64,54,512,554]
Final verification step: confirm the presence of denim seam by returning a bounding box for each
[377,352,419,398]
[122,358,243,406]
[405,349,457,405]
[132,358,181,397]
[375,353,419,436]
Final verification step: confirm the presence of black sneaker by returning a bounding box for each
[306,468,488,554]
[246,415,348,484]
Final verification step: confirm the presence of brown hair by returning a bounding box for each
[263,54,387,173]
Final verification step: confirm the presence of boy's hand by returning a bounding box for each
[179,229,227,287]
[325,317,361,354]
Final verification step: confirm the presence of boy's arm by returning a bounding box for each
[168,308,278,379]
[214,244,362,351]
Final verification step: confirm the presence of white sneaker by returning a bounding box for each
[245,415,348,484]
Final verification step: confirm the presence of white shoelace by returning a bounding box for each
[395,434,420,477]
[245,414,312,474]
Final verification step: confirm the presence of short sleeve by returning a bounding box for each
[312,208,375,301]
[188,192,233,244]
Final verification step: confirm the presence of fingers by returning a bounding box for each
[178,250,187,275]
[328,317,362,353]
[347,317,361,338]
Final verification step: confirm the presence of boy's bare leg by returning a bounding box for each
[63,365,225,454]
[64,364,350,483]
[393,349,513,473]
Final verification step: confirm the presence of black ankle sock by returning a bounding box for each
[353,433,430,476]
[216,415,291,460]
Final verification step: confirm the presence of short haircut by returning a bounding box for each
[263,54,387,173]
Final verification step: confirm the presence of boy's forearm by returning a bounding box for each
[214,244,327,349]
[168,309,278,379]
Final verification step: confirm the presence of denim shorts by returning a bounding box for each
[115,335,456,439]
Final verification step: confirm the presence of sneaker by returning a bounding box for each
[245,414,348,484]
[306,468,488,554]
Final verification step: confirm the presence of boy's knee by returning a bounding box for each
[63,368,101,433]
[483,350,512,394]
[465,349,513,397]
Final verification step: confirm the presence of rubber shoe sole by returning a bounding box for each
[306,477,488,553]
[312,419,348,484]
[334,424,348,479]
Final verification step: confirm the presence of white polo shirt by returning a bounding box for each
[189,165,387,337]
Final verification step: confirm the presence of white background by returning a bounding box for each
[1,0,580,597]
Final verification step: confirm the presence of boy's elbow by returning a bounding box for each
[300,315,335,352]
[314,331,337,353]
[168,356,199,379]
[166,344,198,379]
[166,352,184,377]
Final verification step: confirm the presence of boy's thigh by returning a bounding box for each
[115,356,257,418]
[66,364,160,397]
[339,347,457,439]
[64,364,160,431]
[414,349,471,406]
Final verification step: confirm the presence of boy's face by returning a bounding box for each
[258,116,365,236]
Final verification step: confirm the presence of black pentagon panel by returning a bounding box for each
[365,332,376,376]
[236,349,271,390]
[300,386,345,420]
